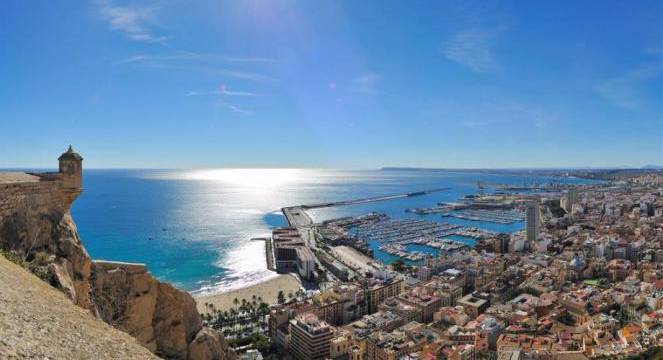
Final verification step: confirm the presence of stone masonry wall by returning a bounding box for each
[0,180,65,244]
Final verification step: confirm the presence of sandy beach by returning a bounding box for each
[194,274,302,315]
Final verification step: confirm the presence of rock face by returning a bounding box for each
[188,328,234,360]
[91,261,214,359]
[0,255,159,359]
[0,148,234,360]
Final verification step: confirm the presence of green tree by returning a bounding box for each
[229,308,238,329]
[391,259,405,272]
[315,269,328,284]
[258,302,270,324]
[252,333,271,354]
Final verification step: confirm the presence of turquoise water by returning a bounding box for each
[373,236,478,265]
[444,235,480,246]
[405,244,440,256]
[71,169,594,294]
[404,244,440,256]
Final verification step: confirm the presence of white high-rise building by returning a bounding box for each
[526,202,540,242]
[560,188,577,213]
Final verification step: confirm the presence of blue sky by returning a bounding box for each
[1,1,662,168]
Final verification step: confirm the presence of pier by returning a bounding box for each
[406,204,456,214]
[297,187,451,210]
[282,206,314,227]
[283,187,452,227]
[257,237,276,271]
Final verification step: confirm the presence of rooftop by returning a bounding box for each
[458,294,488,307]
[291,313,332,335]
[58,145,83,161]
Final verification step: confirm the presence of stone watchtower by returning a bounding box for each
[58,145,83,204]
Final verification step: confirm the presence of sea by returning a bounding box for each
[71,168,595,296]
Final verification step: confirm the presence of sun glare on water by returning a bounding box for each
[183,168,303,188]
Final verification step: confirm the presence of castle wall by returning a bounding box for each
[0,178,72,252]
[0,180,63,218]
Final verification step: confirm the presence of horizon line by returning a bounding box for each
[1,165,660,172]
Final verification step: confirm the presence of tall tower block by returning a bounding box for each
[526,202,540,243]
[58,145,83,203]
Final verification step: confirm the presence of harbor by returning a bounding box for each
[278,185,531,271]
[440,208,524,224]
[405,204,455,214]
[377,237,468,261]
[350,218,463,244]
[318,212,494,264]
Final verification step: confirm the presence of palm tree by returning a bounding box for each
[258,302,270,325]
[229,308,238,330]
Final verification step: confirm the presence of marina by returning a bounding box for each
[349,218,463,244]
[319,212,493,264]
[377,237,469,261]
[440,208,525,224]
[405,204,455,215]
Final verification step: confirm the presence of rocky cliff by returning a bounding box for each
[0,254,159,359]
[0,149,234,360]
